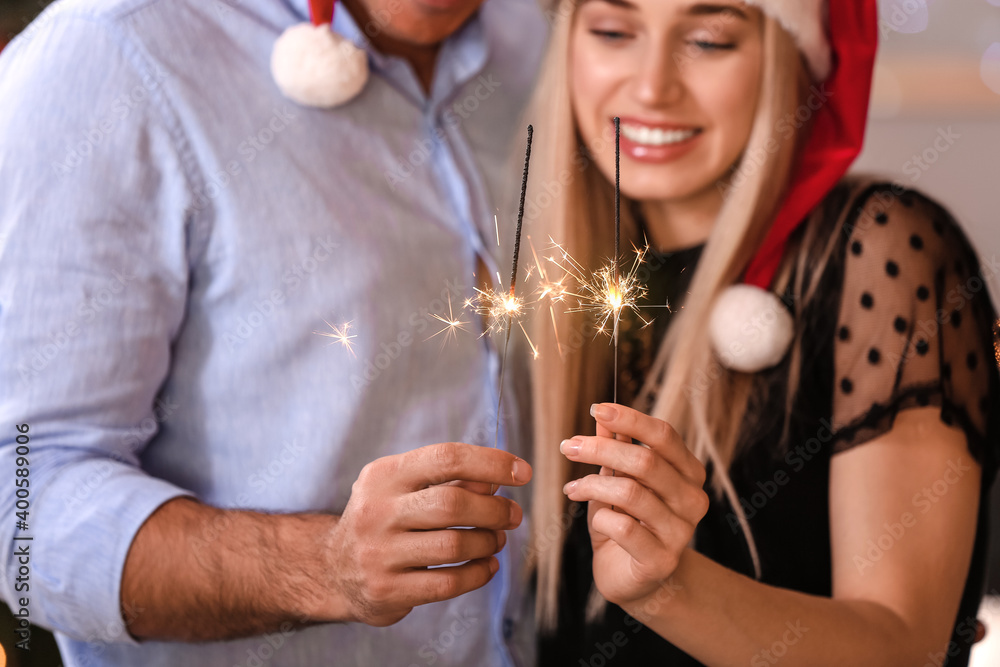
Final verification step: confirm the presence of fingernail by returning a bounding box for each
[511,458,531,484]
[508,502,522,527]
[591,403,617,421]
[560,438,582,456]
[563,480,578,495]
[489,556,500,575]
[497,530,508,551]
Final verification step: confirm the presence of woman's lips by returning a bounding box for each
[615,118,703,164]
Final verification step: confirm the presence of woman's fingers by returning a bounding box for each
[595,417,633,485]
[563,436,657,478]
[589,506,677,573]
[566,473,701,541]
[587,493,612,547]
[561,437,709,522]
[589,404,706,486]
[595,419,630,443]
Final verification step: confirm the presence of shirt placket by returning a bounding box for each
[425,30,523,667]
[351,17,520,667]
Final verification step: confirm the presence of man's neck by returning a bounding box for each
[340,0,441,95]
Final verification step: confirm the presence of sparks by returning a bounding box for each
[316,319,357,357]
[526,236,570,358]
[995,318,1000,366]
[545,238,651,336]
[468,285,528,338]
[427,293,470,348]
[529,236,571,306]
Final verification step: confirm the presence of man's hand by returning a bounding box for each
[120,443,531,641]
[314,442,531,626]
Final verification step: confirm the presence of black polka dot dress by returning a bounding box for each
[539,182,1000,667]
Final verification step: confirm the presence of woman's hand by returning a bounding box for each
[561,403,709,608]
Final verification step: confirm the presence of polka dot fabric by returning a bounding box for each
[830,185,999,465]
[544,181,1000,667]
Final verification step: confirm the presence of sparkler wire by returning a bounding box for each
[612,117,621,492]
[494,125,533,449]
[613,117,620,407]
[614,117,621,283]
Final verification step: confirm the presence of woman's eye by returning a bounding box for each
[589,29,632,42]
[690,40,736,51]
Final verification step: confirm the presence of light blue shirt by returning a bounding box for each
[0,0,546,665]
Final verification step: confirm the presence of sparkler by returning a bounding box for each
[538,118,644,498]
[612,116,622,405]
[494,125,533,446]
[543,117,650,374]
[470,125,533,448]
[467,279,528,339]
[610,117,625,492]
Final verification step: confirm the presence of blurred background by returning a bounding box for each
[856,3,1000,661]
[1,0,999,665]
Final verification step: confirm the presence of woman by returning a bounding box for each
[524,0,1000,665]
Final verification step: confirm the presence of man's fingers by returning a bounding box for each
[396,557,500,608]
[397,485,522,531]
[443,479,499,495]
[394,443,532,491]
[388,529,506,569]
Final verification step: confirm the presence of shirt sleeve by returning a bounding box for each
[0,9,201,642]
[829,184,1000,469]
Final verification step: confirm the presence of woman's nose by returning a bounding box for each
[633,41,685,108]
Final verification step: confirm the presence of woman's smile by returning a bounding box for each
[615,117,704,163]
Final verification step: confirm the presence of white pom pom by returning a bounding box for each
[271,23,369,108]
[709,285,794,373]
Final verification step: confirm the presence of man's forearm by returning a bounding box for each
[121,497,344,641]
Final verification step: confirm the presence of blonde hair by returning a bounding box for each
[524,0,813,630]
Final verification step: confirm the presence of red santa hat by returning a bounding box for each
[708,0,879,373]
[271,0,369,108]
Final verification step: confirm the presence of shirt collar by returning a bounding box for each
[283,0,489,109]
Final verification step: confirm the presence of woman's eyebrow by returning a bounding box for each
[686,3,749,20]
[582,0,749,21]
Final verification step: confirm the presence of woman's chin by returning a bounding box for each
[620,180,718,207]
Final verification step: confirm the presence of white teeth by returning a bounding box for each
[621,123,698,146]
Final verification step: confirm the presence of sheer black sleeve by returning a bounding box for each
[829,185,1000,470]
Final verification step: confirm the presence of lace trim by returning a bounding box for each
[829,381,987,465]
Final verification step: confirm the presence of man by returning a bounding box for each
[0,0,546,664]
